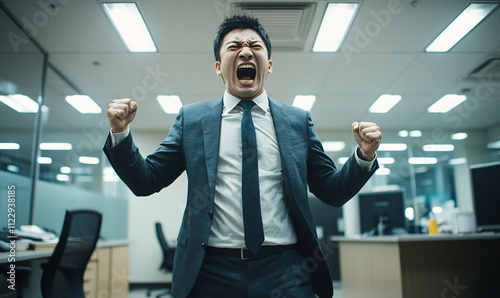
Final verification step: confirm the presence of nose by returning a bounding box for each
[239,46,253,59]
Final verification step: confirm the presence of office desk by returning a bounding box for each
[330,234,500,298]
[1,240,129,298]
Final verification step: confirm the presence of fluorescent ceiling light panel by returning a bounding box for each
[65,95,102,114]
[157,95,183,114]
[428,94,466,113]
[423,144,455,152]
[313,2,359,52]
[40,143,72,150]
[408,157,438,165]
[369,94,402,113]
[378,157,395,165]
[409,130,422,137]
[7,165,19,173]
[38,157,52,164]
[338,157,349,165]
[486,140,500,149]
[0,94,38,113]
[56,174,70,182]
[292,95,316,111]
[451,132,468,140]
[79,156,100,165]
[398,130,408,138]
[0,143,20,150]
[60,166,71,174]
[378,143,407,151]
[426,3,498,52]
[103,2,157,52]
[449,158,467,165]
[322,141,345,152]
[375,167,391,176]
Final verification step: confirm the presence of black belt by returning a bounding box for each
[206,244,296,261]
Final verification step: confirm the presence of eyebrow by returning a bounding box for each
[225,40,263,46]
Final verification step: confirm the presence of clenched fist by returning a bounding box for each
[107,98,138,133]
[352,122,382,161]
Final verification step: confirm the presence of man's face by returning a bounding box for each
[215,29,272,100]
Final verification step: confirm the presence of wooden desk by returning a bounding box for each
[330,234,500,298]
[1,240,129,298]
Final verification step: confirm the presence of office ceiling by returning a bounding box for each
[1,0,500,135]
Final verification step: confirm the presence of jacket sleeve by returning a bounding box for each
[305,111,378,207]
[103,108,186,196]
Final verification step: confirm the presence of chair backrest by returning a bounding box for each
[41,209,102,298]
[155,222,175,272]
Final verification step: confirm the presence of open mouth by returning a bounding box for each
[237,64,256,84]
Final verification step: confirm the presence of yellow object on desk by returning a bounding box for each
[428,218,438,234]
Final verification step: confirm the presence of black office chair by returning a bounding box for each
[40,209,102,298]
[146,222,175,298]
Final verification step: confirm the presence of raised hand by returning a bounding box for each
[107,98,138,133]
[352,122,382,161]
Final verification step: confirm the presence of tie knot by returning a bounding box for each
[238,100,255,110]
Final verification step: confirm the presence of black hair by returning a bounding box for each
[213,15,272,62]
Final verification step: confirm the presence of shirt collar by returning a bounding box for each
[223,90,269,114]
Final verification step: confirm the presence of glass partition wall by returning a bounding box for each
[1,4,127,239]
[0,7,45,226]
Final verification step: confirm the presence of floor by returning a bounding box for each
[128,281,343,298]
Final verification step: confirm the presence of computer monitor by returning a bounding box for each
[470,161,500,233]
[358,190,406,235]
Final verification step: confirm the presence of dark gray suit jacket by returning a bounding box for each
[104,97,377,298]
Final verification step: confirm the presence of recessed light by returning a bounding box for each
[0,143,20,150]
[425,3,498,52]
[40,143,73,150]
[409,157,438,165]
[103,2,157,52]
[0,94,38,113]
[157,95,183,114]
[38,157,53,164]
[428,94,466,113]
[398,130,408,138]
[79,156,100,165]
[369,94,402,113]
[378,143,407,151]
[65,95,102,114]
[322,141,345,152]
[409,130,422,137]
[423,144,454,152]
[313,3,359,52]
[451,132,468,140]
[292,95,316,111]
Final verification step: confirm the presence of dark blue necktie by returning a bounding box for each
[239,100,264,254]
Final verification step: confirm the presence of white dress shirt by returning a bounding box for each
[208,91,297,248]
[110,91,376,249]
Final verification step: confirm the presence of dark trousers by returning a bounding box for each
[188,247,316,298]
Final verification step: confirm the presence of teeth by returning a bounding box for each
[238,64,255,69]
[239,79,254,83]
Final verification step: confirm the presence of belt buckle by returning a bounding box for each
[240,248,251,261]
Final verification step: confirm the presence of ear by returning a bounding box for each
[215,61,222,76]
[267,60,273,74]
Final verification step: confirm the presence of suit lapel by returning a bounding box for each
[202,98,223,197]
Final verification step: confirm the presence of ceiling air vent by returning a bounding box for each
[231,2,316,50]
[467,58,500,81]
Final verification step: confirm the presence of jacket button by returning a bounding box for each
[208,212,213,220]
[201,242,206,249]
